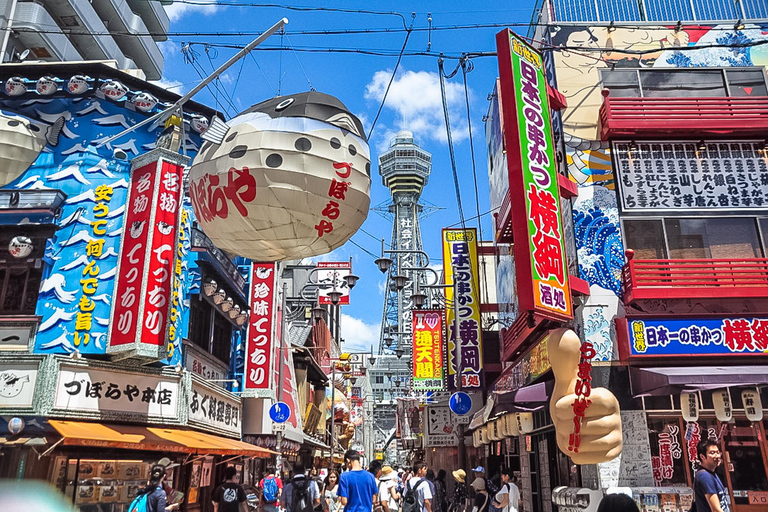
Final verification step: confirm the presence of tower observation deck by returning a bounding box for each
[378,131,432,356]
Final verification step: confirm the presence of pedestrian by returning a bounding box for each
[378,466,401,512]
[129,464,179,512]
[213,466,248,512]
[403,461,433,512]
[435,470,448,512]
[282,463,322,512]
[322,470,342,512]
[470,467,485,493]
[156,457,182,507]
[425,470,438,506]
[694,440,731,512]
[338,450,379,512]
[451,469,468,512]
[491,469,518,512]
[260,466,283,512]
[369,460,383,484]
[470,480,490,512]
[597,494,639,512]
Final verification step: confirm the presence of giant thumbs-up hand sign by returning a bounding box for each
[548,328,623,464]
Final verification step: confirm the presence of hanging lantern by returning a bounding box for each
[35,76,58,96]
[681,392,699,423]
[503,413,519,436]
[189,91,371,261]
[68,75,91,94]
[742,388,763,422]
[4,77,26,96]
[100,80,129,101]
[713,389,733,422]
[516,412,534,434]
[132,92,158,112]
[228,304,241,319]
[8,236,33,258]
[190,115,209,133]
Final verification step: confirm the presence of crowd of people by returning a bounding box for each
[250,451,520,512]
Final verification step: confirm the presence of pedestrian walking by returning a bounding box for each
[338,450,379,512]
[322,470,342,512]
[451,470,468,512]
[434,470,448,512]
[282,464,321,512]
[259,466,283,512]
[129,464,179,512]
[403,461,433,512]
[491,469,518,512]
[378,466,401,512]
[470,480,490,512]
[213,466,248,512]
[694,440,731,512]
[597,494,639,512]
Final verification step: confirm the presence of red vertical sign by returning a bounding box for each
[108,152,186,356]
[244,262,276,390]
[140,161,183,346]
[110,162,157,346]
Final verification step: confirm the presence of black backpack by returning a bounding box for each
[291,478,314,512]
[402,479,427,512]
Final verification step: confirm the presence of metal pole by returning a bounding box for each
[330,364,336,466]
[96,17,288,148]
[453,280,466,471]
[276,281,287,475]
[0,0,17,64]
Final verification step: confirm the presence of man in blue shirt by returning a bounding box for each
[694,440,731,512]
[338,449,379,512]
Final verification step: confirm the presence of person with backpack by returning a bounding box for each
[282,464,321,512]
[694,440,731,512]
[491,469,518,512]
[404,461,433,512]
[338,449,379,512]
[378,466,401,512]
[260,466,283,512]
[128,465,179,512]
[213,466,248,512]
[434,470,448,512]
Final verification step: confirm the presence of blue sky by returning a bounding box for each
[157,1,538,352]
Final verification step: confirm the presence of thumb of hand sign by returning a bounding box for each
[548,328,623,464]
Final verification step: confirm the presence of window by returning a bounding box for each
[623,217,765,259]
[188,295,233,366]
[0,228,49,315]
[600,67,768,98]
[374,376,384,384]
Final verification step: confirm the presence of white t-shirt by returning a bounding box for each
[495,483,519,512]
[379,480,399,511]
[408,477,433,512]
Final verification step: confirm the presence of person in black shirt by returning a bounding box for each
[213,466,247,512]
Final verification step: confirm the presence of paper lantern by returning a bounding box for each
[36,76,58,95]
[503,413,519,437]
[189,91,371,261]
[132,92,158,112]
[9,236,33,258]
[5,77,26,96]
[713,389,733,422]
[681,392,699,422]
[100,80,128,101]
[68,75,91,94]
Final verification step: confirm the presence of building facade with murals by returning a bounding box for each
[482,2,768,512]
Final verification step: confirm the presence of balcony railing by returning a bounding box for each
[599,89,768,140]
[622,250,768,303]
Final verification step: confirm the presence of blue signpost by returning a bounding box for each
[269,401,291,423]
[449,391,472,416]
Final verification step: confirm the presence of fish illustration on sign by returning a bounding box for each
[0,109,64,186]
[0,371,30,398]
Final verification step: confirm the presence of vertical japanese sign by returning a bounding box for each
[412,310,444,391]
[495,30,572,321]
[317,261,351,305]
[163,203,191,366]
[108,151,187,358]
[244,263,276,391]
[442,228,484,390]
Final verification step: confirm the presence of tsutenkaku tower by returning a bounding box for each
[378,131,432,356]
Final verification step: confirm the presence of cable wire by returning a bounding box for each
[284,33,314,91]
[438,55,467,231]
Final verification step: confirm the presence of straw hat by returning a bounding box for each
[452,469,466,483]
[380,466,397,481]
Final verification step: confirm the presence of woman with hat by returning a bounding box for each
[451,470,468,512]
[378,465,401,512]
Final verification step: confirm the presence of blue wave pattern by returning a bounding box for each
[573,206,624,296]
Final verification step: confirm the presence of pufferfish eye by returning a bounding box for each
[295,137,312,152]
[229,145,247,159]
[349,144,357,156]
[266,153,283,168]
[330,137,341,149]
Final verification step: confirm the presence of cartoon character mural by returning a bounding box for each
[546,22,768,360]
[0,71,207,359]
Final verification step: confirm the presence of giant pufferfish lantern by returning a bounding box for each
[188,91,371,261]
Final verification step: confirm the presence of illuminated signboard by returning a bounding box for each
[495,29,572,321]
[412,310,444,391]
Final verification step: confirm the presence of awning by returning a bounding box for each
[49,421,275,457]
[468,410,485,430]
[630,366,768,396]
[493,380,551,404]
[301,435,330,451]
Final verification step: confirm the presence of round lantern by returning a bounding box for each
[188,91,371,261]
[68,75,90,94]
[4,77,26,96]
[190,115,209,133]
[9,236,33,258]
[132,92,158,112]
[100,80,128,101]
[36,76,58,95]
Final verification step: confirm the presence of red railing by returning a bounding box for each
[599,89,768,140]
[622,250,768,302]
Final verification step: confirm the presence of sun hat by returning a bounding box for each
[380,466,397,480]
[452,469,466,482]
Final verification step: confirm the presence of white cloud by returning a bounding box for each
[340,314,380,353]
[364,68,472,149]
[158,40,179,58]
[150,78,185,94]
[164,2,219,22]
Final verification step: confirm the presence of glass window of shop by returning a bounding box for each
[623,217,766,260]
[722,420,768,506]
[599,67,768,98]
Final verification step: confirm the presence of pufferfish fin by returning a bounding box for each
[201,116,230,145]
[45,116,65,147]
